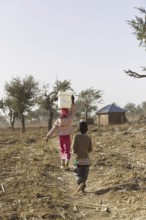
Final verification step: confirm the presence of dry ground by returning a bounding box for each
[1,119,146,220]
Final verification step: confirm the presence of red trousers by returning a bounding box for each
[59,135,71,160]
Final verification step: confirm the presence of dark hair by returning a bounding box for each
[79,121,88,134]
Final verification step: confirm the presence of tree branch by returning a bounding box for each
[124,69,146,78]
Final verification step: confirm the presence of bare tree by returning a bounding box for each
[124,69,146,78]
[124,7,146,78]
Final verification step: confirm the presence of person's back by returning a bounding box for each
[73,133,92,162]
[72,121,93,193]
[46,95,76,170]
[54,104,76,136]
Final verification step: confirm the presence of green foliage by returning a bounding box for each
[0,114,8,126]
[124,103,136,113]
[53,79,73,92]
[141,101,146,115]
[4,75,39,132]
[5,75,39,114]
[77,87,103,119]
[0,97,19,130]
[0,99,4,110]
[39,80,73,110]
[127,7,146,47]
[125,7,146,77]
[27,107,49,119]
[38,79,73,130]
[124,102,145,118]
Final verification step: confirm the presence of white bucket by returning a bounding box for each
[58,91,73,109]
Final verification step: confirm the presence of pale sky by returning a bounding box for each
[0,0,146,109]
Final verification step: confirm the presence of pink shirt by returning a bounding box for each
[47,104,76,137]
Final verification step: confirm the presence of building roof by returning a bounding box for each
[96,104,126,114]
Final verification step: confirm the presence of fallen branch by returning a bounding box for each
[1,184,5,193]
[56,200,108,210]
[59,188,66,192]
[136,161,146,168]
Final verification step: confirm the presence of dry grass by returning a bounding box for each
[1,121,146,219]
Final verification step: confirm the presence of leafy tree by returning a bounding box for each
[53,80,73,92]
[77,88,103,121]
[124,103,136,112]
[0,98,19,131]
[142,101,146,115]
[0,114,8,127]
[4,75,39,132]
[124,7,146,78]
[4,98,19,131]
[27,107,49,120]
[124,102,136,118]
[0,99,4,109]
[135,105,143,115]
[38,79,73,130]
[124,102,144,118]
[26,106,59,125]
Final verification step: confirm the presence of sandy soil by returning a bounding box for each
[1,120,146,220]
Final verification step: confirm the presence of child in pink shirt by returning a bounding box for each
[46,95,76,170]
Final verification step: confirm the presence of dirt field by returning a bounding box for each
[1,119,146,220]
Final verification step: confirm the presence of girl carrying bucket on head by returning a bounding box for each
[46,95,76,170]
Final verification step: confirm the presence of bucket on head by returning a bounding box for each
[58,91,73,109]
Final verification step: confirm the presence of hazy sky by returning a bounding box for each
[0,0,146,109]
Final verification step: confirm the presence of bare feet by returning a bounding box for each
[77,182,85,192]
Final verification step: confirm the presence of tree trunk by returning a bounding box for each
[10,121,15,132]
[85,108,88,122]
[9,110,15,132]
[21,114,26,133]
[48,108,53,131]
